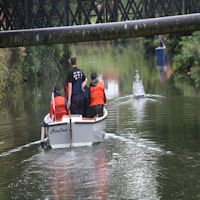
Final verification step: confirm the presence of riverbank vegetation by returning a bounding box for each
[23,44,70,82]
[140,31,200,90]
[170,31,200,89]
[0,48,24,100]
[0,44,71,102]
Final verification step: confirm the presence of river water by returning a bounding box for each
[1,41,200,200]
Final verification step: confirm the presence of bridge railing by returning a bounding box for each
[0,0,200,30]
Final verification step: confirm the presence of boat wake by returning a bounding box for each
[145,94,167,99]
[0,140,41,157]
[107,93,167,108]
[105,132,172,155]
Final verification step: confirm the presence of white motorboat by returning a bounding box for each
[41,108,107,149]
[133,70,145,98]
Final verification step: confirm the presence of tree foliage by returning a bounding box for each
[172,31,200,89]
[0,44,71,103]
[23,44,71,82]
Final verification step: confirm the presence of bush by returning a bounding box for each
[172,31,200,88]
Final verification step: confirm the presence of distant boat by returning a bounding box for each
[41,108,107,149]
[133,70,145,98]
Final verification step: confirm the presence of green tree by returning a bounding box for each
[23,44,71,82]
[173,31,200,89]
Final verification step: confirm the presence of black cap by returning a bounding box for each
[91,72,97,80]
[54,85,60,95]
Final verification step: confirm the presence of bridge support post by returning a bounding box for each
[63,0,67,26]
[78,0,82,25]
[182,0,185,14]
[24,0,28,28]
[113,0,119,21]
[66,0,70,25]
[24,0,33,28]
[142,0,146,19]
[104,0,108,23]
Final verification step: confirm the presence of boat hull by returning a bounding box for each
[43,109,107,149]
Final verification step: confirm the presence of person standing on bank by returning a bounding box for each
[67,56,87,115]
[86,72,106,118]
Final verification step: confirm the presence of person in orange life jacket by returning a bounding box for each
[41,86,67,147]
[53,85,67,121]
[86,72,106,118]
[67,56,87,115]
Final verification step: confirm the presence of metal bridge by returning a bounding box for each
[0,0,200,48]
[1,0,200,30]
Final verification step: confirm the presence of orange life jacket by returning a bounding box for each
[89,81,105,107]
[54,96,67,121]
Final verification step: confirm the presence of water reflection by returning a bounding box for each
[101,70,120,100]
[132,70,146,123]
[133,70,145,98]
[51,163,69,199]
[18,144,108,200]
[132,98,146,124]
[155,47,168,68]
[106,95,167,199]
[155,46,174,84]
[94,152,107,200]
[155,46,168,84]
